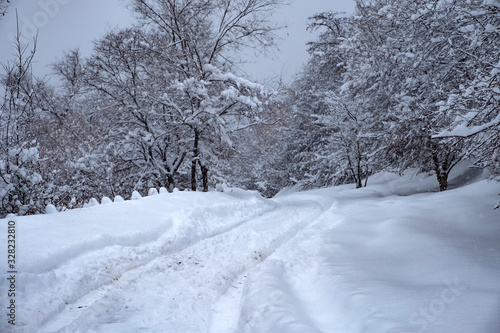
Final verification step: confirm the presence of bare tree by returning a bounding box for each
[0,0,10,18]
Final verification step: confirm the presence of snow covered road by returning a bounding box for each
[41,197,326,333]
[1,174,500,333]
[2,189,334,333]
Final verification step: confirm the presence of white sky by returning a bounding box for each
[0,0,355,83]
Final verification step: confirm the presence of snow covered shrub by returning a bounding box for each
[131,191,142,200]
[45,204,58,214]
[101,197,113,205]
[0,145,47,217]
[82,198,100,208]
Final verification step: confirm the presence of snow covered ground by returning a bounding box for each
[1,172,499,333]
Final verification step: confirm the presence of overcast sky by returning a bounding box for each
[0,0,355,83]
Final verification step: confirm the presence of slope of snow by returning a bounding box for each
[239,179,500,333]
[0,175,499,333]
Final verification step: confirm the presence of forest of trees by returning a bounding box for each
[1,0,499,217]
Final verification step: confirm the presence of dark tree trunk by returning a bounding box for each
[437,173,448,192]
[191,160,197,191]
[200,163,208,192]
[364,169,370,188]
[169,151,186,192]
[432,150,449,192]
[191,129,200,191]
[355,175,362,189]
[166,173,175,192]
[355,141,363,189]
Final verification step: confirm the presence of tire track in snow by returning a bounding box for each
[209,272,248,333]
[213,197,340,333]
[21,196,274,333]
[38,198,328,333]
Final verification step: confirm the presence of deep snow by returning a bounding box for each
[1,172,499,333]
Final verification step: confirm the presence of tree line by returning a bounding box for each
[0,0,285,216]
[1,0,498,217]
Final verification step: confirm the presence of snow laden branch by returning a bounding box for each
[434,114,500,139]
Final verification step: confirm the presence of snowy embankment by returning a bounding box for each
[1,172,499,333]
[239,176,500,333]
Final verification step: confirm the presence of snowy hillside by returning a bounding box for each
[1,174,499,333]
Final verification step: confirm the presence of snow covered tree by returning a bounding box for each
[0,26,48,216]
[321,0,499,191]
[278,11,376,190]
[83,27,190,193]
[375,0,472,191]
[129,0,285,191]
[371,0,499,190]
[51,49,87,119]
[228,87,293,196]
[288,0,498,192]
[433,1,500,177]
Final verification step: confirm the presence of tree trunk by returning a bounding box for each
[200,163,208,192]
[191,129,200,191]
[432,150,449,192]
[355,141,363,189]
[166,173,175,192]
[170,151,186,192]
[355,175,362,189]
[437,172,448,192]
